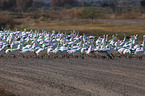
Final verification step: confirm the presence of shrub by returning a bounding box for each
[28,11,41,19]
[50,0,77,7]
[0,15,17,30]
[115,11,141,19]
[0,0,16,10]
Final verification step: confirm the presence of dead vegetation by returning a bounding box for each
[0,14,19,30]
[13,17,145,42]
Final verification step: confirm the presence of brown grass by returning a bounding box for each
[0,15,18,29]
[115,11,143,19]
[14,17,145,42]
[0,10,145,42]
[37,8,145,19]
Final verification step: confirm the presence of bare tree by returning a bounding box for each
[50,0,77,7]
[141,0,145,13]
[16,0,33,11]
[0,0,16,10]
[101,0,118,13]
[16,0,33,17]
[33,1,45,8]
[109,0,118,13]
[0,0,2,9]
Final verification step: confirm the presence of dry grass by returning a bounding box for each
[14,17,145,42]
[0,10,144,41]
[115,11,145,19]
[0,15,18,29]
[45,8,145,19]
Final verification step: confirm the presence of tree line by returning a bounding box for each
[0,0,77,10]
[0,0,33,11]
[0,0,145,13]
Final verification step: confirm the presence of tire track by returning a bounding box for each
[0,57,145,96]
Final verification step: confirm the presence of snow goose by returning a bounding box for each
[20,48,35,58]
[35,47,47,58]
[134,35,145,59]
[68,47,84,59]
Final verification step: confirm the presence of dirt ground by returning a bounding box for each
[0,57,145,96]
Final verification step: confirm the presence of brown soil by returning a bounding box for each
[0,57,145,96]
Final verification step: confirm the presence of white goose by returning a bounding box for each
[0,45,8,57]
[35,47,47,58]
[20,48,35,58]
[68,47,84,59]
[134,35,145,59]
[5,44,21,57]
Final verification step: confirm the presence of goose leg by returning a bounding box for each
[106,52,113,59]
[139,56,142,60]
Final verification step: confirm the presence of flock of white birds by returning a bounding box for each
[0,29,145,59]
